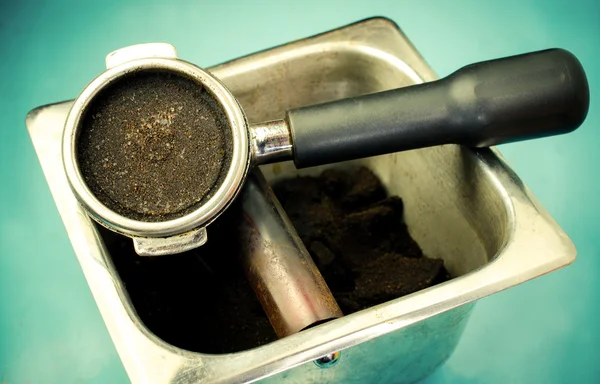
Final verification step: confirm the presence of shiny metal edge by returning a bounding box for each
[249,120,293,165]
[26,17,576,384]
[133,227,208,256]
[106,43,179,68]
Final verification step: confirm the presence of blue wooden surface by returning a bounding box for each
[1,1,598,383]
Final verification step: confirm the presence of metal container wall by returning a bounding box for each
[27,18,575,384]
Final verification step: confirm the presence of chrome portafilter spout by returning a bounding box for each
[63,43,589,256]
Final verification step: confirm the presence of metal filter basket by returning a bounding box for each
[27,18,576,384]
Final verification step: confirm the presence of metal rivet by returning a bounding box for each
[314,351,340,368]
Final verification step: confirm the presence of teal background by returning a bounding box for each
[0,0,598,383]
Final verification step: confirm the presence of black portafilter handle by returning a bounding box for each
[286,48,590,168]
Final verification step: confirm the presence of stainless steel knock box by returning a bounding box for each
[27,18,576,384]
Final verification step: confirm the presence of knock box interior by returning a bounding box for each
[98,36,509,354]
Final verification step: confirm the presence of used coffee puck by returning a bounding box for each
[76,70,233,222]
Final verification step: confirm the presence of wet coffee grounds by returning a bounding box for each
[77,70,232,221]
[273,167,450,313]
[103,166,449,353]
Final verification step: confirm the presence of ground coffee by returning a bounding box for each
[77,70,232,221]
